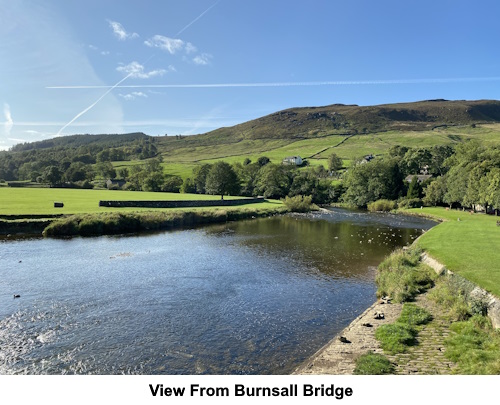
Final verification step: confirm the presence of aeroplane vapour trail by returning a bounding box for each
[47,76,500,90]
[54,2,222,135]
[56,73,133,136]
[175,0,221,37]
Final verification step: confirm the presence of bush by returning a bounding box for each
[281,195,315,212]
[354,353,395,375]
[398,198,423,209]
[367,199,397,212]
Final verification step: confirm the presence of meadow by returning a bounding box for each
[0,187,282,216]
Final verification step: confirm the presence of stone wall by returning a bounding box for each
[421,252,500,329]
[98,198,265,208]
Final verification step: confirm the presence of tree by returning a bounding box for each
[257,156,270,167]
[327,153,343,174]
[406,176,421,199]
[193,164,212,194]
[423,176,447,206]
[205,161,240,199]
[44,166,62,187]
[255,164,292,199]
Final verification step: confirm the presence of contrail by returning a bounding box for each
[56,73,132,136]
[47,76,500,90]
[175,0,221,37]
[54,2,222,135]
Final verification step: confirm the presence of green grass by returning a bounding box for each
[445,315,500,374]
[398,303,433,326]
[354,353,395,375]
[401,207,500,297]
[375,323,418,354]
[376,248,436,303]
[375,303,432,354]
[0,187,283,216]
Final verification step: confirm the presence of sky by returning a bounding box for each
[1,0,500,150]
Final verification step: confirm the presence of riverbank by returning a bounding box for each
[295,210,500,375]
[3,205,286,237]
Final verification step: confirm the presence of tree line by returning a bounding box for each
[342,142,500,213]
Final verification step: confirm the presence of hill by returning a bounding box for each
[3,99,500,181]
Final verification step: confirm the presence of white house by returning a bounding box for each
[282,156,303,165]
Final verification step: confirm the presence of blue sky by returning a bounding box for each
[1,0,500,150]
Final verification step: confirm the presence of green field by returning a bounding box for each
[0,188,283,216]
[141,124,500,179]
[401,207,500,297]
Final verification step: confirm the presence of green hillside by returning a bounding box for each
[3,99,500,181]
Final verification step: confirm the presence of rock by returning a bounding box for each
[361,323,373,327]
[338,336,351,344]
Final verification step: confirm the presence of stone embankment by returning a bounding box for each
[98,198,265,208]
[294,289,456,375]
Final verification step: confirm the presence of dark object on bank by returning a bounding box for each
[338,336,351,343]
[54,202,64,208]
[361,323,373,327]
[13,294,20,298]
[374,312,385,320]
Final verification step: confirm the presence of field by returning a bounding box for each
[401,207,500,297]
[0,188,283,216]
[138,124,500,179]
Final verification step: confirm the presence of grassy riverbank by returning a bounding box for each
[0,187,288,236]
[398,207,500,297]
[42,206,288,237]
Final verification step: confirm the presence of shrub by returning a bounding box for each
[367,199,397,212]
[375,323,417,354]
[281,195,315,212]
[354,353,395,375]
[397,198,423,209]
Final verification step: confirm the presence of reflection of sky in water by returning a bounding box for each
[0,210,435,375]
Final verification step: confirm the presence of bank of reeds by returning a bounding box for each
[42,206,288,237]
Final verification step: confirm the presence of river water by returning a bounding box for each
[0,208,435,374]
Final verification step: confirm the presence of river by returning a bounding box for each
[0,208,435,374]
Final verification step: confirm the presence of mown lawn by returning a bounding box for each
[0,188,282,216]
[402,207,500,297]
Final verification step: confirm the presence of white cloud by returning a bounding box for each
[116,61,167,79]
[3,103,13,136]
[193,53,213,65]
[119,91,148,101]
[107,20,139,41]
[100,51,110,56]
[185,42,197,54]
[144,35,185,54]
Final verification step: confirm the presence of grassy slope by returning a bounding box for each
[149,124,500,179]
[0,188,282,215]
[401,207,500,297]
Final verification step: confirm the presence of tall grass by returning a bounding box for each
[42,207,288,237]
[376,248,435,302]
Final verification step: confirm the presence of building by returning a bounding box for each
[106,179,126,189]
[405,174,432,184]
[282,156,303,165]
